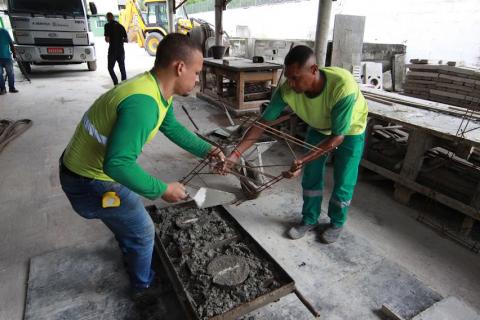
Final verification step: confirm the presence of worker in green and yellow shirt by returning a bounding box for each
[59,34,224,302]
[224,45,368,244]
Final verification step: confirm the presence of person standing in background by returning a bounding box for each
[104,12,128,85]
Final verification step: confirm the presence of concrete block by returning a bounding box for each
[331,14,366,72]
[392,53,406,91]
[361,61,383,89]
[411,297,480,320]
[382,70,392,91]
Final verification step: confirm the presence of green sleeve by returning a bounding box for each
[261,88,287,121]
[103,94,168,200]
[159,106,212,158]
[331,93,355,135]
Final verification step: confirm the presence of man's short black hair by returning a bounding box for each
[284,45,315,67]
[106,12,114,19]
[154,33,202,69]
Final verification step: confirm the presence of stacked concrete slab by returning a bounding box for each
[403,61,480,110]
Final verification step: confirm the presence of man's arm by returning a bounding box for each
[223,88,287,170]
[7,32,15,59]
[103,95,185,201]
[159,106,213,158]
[104,24,110,43]
[121,25,128,43]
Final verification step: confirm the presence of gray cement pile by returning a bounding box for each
[152,206,282,319]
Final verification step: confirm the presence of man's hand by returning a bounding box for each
[282,159,303,179]
[207,146,227,174]
[220,149,242,174]
[162,182,187,203]
[207,146,225,163]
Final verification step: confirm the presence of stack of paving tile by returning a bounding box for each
[403,60,480,110]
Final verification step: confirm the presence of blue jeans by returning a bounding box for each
[59,164,155,289]
[0,58,15,90]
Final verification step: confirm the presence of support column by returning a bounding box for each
[314,0,333,67]
[215,0,224,46]
[167,0,175,33]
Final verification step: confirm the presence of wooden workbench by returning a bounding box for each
[363,92,480,234]
[197,57,282,115]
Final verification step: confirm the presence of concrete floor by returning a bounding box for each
[1,40,479,320]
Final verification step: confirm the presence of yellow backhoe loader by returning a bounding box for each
[119,0,197,56]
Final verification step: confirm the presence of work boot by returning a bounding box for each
[9,88,19,93]
[0,88,6,95]
[130,278,170,306]
[319,224,343,244]
[288,222,317,240]
[131,284,160,306]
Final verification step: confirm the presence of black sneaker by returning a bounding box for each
[0,88,6,95]
[131,286,158,306]
[319,224,343,244]
[130,278,170,306]
[9,88,19,93]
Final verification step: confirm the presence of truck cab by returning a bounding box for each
[7,0,97,72]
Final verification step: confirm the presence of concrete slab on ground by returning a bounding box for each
[24,239,183,320]
[412,297,480,320]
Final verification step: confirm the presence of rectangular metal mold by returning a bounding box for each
[147,204,296,320]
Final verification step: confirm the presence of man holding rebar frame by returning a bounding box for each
[223,45,368,243]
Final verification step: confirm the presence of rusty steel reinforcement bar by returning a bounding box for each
[294,289,321,318]
[181,105,201,131]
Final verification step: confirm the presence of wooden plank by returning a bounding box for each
[434,82,475,93]
[242,71,278,82]
[460,217,475,236]
[430,89,466,100]
[439,73,477,84]
[196,92,263,115]
[203,57,282,72]
[407,71,439,78]
[361,159,480,221]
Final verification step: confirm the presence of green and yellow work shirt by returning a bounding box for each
[263,67,368,135]
[63,71,212,200]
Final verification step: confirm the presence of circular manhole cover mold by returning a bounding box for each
[207,255,250,287]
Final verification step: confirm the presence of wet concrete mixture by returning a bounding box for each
[150,206,283,319]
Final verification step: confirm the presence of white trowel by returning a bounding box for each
[186,187,237,208]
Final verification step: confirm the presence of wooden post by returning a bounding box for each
[462,181,480,236]
[236,72,245,108]
[394,129,434,204]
